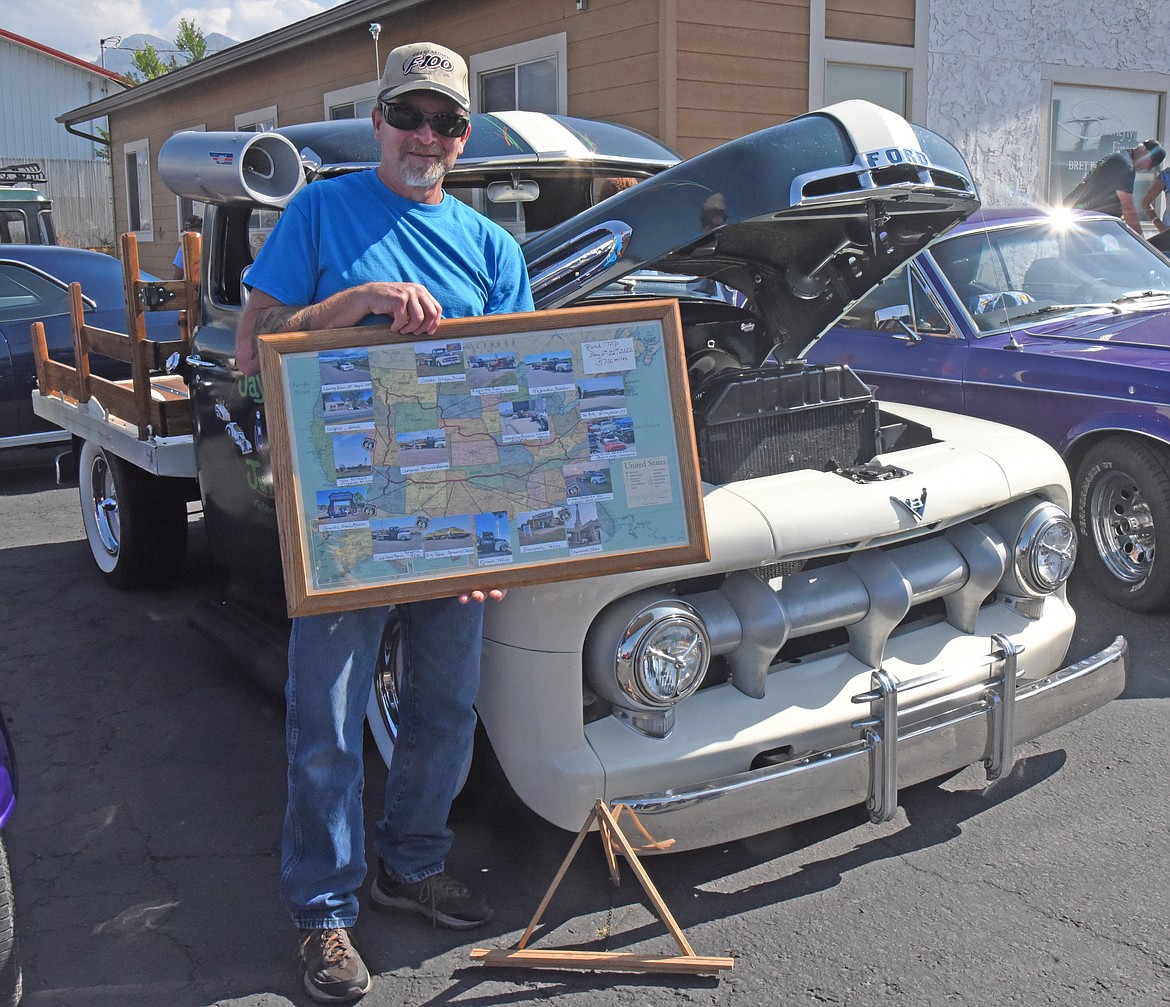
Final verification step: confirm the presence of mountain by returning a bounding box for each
[101,32,239,77]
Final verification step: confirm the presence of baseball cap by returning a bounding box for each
[378,42,470,110]
[1143,139,1166,166]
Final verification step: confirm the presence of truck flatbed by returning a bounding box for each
[29,231,200,477]
[31,382,196,477]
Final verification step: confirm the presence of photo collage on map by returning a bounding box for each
[306,326,663,584]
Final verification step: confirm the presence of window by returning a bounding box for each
[825,63,907,116]
[324,82,379,121]
[1047,82,1162,207]
[469,35,566,114]
[808,1,926,122]
[0,210,28,244]
[235,106,277,132]
[0,263,70,321]
[468,36,567,234]
[838,264,951,336]
[124,138,152,240]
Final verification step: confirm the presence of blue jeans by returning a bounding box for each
[280,597,483,929]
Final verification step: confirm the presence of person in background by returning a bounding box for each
[1067,140,1165,233]
[1140,164,1170,255]
[172,214,202,278]
[234,41,533,1003]
[593,175,639,202]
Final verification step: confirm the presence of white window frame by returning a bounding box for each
[324,81,380,121]
[469,33,567,115]
[123,137,152,242]
[808,0,927,123]
[1039,64,1170,206]
[235,105,277,132]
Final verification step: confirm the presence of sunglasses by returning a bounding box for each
[379,102,469,138]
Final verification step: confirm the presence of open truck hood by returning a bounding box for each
[522,100,980,359]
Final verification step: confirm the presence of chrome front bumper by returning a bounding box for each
[611,635,1128,852]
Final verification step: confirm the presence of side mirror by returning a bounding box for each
[874,303,921,342]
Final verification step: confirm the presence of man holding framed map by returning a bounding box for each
[235,40,533,1003]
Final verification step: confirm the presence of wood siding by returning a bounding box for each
[675,0,809,157]
[825,0,914,47]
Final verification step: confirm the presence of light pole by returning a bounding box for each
[99,35,122,69]
[369,23,381,80]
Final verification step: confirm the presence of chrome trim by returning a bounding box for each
[678,520,1010,694]
[527,220,632,309]
[1013,503,1077,594]
[611,636,1127,853]
[0,428,70,449]
[863,668,899,823]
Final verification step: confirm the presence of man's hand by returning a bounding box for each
[459,588,508,604]
[352,282,443,335]
[235,283,445,376]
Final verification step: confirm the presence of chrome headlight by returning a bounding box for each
[616,602,711,708]
[1014,503,1077,594]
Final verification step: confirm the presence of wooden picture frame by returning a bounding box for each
[258,299,708,617]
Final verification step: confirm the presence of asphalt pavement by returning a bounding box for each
[0,445,1167,1006]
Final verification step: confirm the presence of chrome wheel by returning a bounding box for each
[371,612,403,746]
[76,439,190,587]
[87,452,121,558]
[1089,468,1156,583]
[1075,437,1170,612]
[364,609,474,789]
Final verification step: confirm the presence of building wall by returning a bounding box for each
[927,0,1170,207]
[1,36,123,248]
[0,37,120,161]
[674,0,809,158]
[825,0,914,45]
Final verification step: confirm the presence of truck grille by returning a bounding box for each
[678,521,1010,699]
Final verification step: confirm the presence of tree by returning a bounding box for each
[173,18,208,62]
[125,18,209,83]
[126,43,177,82]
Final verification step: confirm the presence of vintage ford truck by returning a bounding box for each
[0,163,57,245]
[31,102,1127,850]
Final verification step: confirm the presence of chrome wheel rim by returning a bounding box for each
[88,454,120,557]
[1090,468,1155,583]
[372,616,402,744]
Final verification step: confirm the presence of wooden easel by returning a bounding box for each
[470,800,734,975]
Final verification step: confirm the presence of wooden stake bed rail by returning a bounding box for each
[30,231,200,440]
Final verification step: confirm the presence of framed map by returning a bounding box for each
[258,299,709,617]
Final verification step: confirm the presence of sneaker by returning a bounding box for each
[370,865,494,930]
[295,927,372,1003]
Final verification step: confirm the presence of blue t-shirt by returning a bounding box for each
[244,169,534,320]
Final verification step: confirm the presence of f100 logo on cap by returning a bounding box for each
[403,52,454,74]
[860,147,930,169]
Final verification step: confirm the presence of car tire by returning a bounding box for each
[0,834,20,1007]
[1074,437,1170,612]
[78,440,188,588]
[365,609,473,791]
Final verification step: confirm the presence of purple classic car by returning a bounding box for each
[0,712,16,1005]
[806,207,1170,611]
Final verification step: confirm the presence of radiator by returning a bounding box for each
[692,361,879,484]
